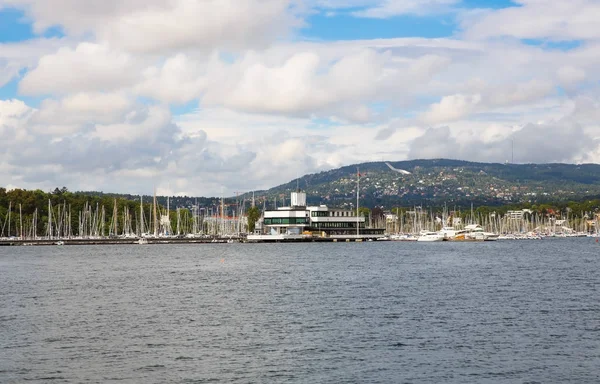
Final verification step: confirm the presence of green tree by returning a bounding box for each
[358,207,371,218]
[247,206,261,233]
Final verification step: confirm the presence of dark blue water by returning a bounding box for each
[1,240,599,383]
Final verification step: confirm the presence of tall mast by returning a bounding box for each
[140,195,144,236]
[19,204,23,240]
[68,204,72,238]
[7,201,11,238]
[356,168,360,237]
[221,191,225,236]
[153,188,158,237]
[113,199,118,236]
[167,196,170,235]
[48,199,52,239]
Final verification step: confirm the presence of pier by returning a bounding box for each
[0,234,388,246]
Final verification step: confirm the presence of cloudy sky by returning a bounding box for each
[1,0,599,196]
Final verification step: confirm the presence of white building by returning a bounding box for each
[257,191,384,238]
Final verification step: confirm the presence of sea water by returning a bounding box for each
[1,239,599,383]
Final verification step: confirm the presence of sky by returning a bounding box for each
[1,0,599,197]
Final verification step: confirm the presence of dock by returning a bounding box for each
[0,237,236,246]
[0,234,388,246]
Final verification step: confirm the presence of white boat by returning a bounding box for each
[417,231,444,242]
[55,240,65,246]
[438,227,466,240]
[464,224,499,241]
[137,238,149,245]
[390,234,418,241]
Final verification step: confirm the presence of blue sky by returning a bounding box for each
[2,0,519,44]
[303,0,518,41]
[0,0,598,195]
[0,8,63,42]
[1,0,521,115]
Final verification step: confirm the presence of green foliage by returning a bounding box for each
[0,188,161,237]
[248,159,600,209]
[246,206,261,233]
[358,207,371,218]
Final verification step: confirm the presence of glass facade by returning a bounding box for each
[263,218,309,225]
[313,222,364,229]
[311,211,355,217]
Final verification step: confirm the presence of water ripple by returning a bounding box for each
[1,240,599,383]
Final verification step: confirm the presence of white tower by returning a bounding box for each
[291,191,306,208]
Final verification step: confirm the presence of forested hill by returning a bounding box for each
[249,159,600,208]
[4,159,600,228]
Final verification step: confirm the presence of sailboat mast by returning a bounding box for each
[113,199,118,236]
[153,188,158,237]
[140,195,144,236]
[356,168,360,237]
[221,193,225,236]
[7,202,11,238]
[19,204,23,240]
[48,199,52,239]
[167,196,170,235]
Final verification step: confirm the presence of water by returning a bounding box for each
[1,240,599,383]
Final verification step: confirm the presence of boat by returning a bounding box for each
[137,238,149,245]
[438,227,466,241]
[417,231,444,242]
[389,234,418,241]
[464,224,499,241]
[55,240,65,246]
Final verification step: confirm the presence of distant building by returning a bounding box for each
[385,213,398,222]
[506,209,532,220]
[257,191,384,237]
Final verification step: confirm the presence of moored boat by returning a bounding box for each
[417,231,444,242]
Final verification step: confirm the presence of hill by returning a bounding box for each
[249,159,600,208]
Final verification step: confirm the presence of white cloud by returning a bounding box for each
[485,80,554,107]
[134,54,206,104]
[31,92,133,129]
[19,43,139,95]
[408,119,597,164]
[0,37,71,87]
[2,0,299,54]
[200,49,395,120]
[312,0,460,17]
[102,0,298,54]
[91,105,175,142]
[0,99,32,141]
[409,93,600,164]
[462,0,600,41]
[557,66,586,89]
[422,93,481,124]
[3,1,600,196]
[198,47,453,121]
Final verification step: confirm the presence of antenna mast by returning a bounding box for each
[511,139,514,164]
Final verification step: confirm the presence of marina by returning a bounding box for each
[1,189,598,245]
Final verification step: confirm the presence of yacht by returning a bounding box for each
[417,231,444,242]
[464,224,499,241]
[439,227,466,241]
